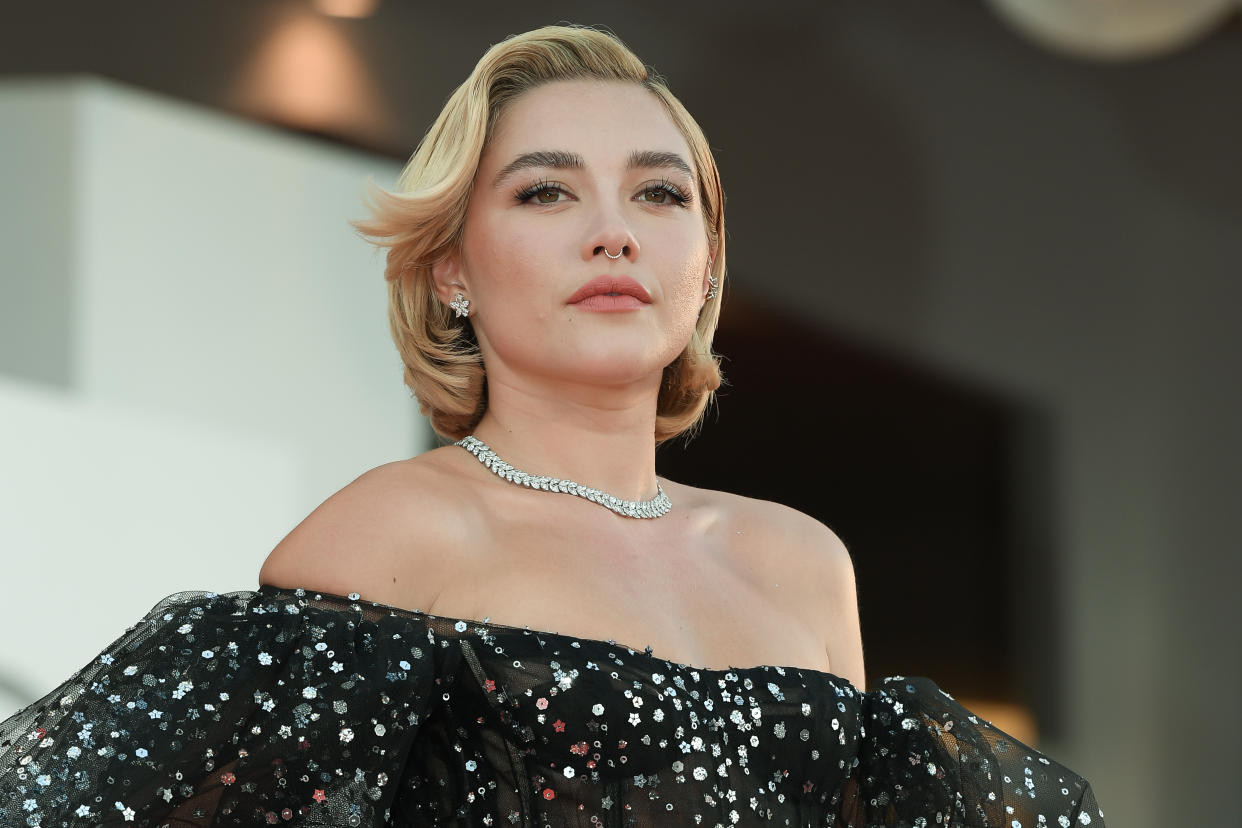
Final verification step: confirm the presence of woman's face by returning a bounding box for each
[440,79,712,392]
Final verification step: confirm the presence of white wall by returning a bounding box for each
[0,377,302,709]
[0,76,432,718]
[0,80,75,387]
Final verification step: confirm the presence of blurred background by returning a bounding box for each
[2,1,1239,825]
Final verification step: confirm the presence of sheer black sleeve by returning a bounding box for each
[0,587,436,827]
[836,676,1105,827]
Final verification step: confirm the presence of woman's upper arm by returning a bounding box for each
[747,499,866,692]
[820,529,866,692]
[258,460,454,608]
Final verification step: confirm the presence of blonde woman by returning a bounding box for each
[0,25,1104,827]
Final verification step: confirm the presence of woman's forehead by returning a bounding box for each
[483,80,691,174]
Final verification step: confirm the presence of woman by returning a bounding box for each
[0,25,1104,827]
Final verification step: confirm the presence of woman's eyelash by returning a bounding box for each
[512,178,559,203]
[512,178,693,206]
[647,178,693,206]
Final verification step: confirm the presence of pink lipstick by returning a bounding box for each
[567,276,652,312]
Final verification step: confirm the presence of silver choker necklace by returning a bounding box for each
[454,435,672,519]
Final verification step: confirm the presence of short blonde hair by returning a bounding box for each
[352,24,726,443]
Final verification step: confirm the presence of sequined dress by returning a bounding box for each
[0,585,1105,827]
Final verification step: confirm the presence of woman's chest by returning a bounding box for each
[423,533,832,676]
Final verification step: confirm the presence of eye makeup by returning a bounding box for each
[513,177,693,207]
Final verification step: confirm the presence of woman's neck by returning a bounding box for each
[469,376,661,503]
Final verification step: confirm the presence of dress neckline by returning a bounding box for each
[255,583,859,692]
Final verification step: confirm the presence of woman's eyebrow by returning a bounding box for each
[629,150,696,183]
[492,150,580,187]
[492,149,695,188]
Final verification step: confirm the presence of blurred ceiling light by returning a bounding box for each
[985,0,1238,61]
[311,0,381,18]
[231,12,388,138]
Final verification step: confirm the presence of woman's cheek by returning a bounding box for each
[662,278,703,346]
[668,263,705,314]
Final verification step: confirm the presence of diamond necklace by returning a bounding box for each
[454,435,672,519]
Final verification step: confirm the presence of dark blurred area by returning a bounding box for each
[3,2,1240,825]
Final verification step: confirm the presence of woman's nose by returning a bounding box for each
[584,207,640,262]
[594,243,631,261]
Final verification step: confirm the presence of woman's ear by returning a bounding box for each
[431,250,465,303]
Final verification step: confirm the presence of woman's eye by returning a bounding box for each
[515,181,571,204]
[516,181,689,207]
[637,183,691,207]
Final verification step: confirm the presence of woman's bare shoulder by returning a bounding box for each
[667,478,847,554]
[666,479,864,685]
[258,447,480,609]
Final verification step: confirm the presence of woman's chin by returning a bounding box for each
[487,328,686,389]
[540,348,675,389]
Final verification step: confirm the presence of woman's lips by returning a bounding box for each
[571,293,647,312]
[567,275,652,306]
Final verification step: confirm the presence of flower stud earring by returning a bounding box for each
[449,292,471,318]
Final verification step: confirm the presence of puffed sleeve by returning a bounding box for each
[0,586,437,827]
[837,676,1106,827]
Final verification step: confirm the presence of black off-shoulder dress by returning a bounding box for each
[0,585,1105,827]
